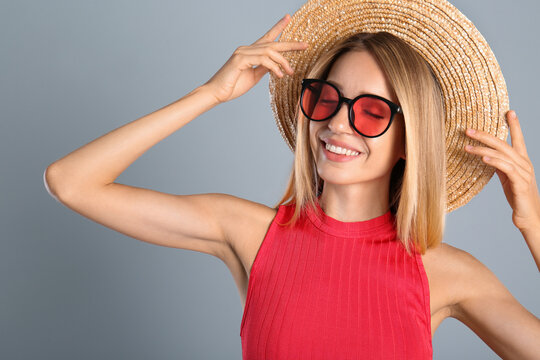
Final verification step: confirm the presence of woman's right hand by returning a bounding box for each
[203,14,309,105]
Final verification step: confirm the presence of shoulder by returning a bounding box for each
[424,242,478,270]
[209,193,278,237]
[209,193,279,258]
[424,242,503,317]
[423,242,482,275]
[209,193,277,216]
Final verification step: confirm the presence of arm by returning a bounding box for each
[44,84,219,198]
[449,249,540,359]
[451,110,540,358]
[43,86,239,261]
[43,16,306,263]
[44,13,305,198]
[520,225,540,272]
[465,109,540,272]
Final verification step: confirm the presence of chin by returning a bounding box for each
[317,170,366,186]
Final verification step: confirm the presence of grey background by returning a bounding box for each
[2,0,539,359]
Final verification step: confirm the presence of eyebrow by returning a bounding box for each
[326,79,389,100]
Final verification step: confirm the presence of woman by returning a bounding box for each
[44,1,540,359]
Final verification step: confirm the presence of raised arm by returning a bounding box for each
[43,14,307,263]
[44,83,219,199]
[43,83,238,260]
[464,110,540,271]
[458,109,540,358]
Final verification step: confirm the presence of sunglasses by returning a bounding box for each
[300,78,403,138]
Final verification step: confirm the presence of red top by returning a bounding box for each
[240,200,432,359]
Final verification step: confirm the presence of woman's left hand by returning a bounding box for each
[464,110,540,233]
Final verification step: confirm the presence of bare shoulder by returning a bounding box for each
[420,242,462,319]
[423,242,499,318]
[211,194,278,273]
[208,194,280,304]
[423,242,473,269]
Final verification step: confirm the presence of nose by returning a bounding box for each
[327,101,354,134]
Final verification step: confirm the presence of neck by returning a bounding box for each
[318,183,390,222]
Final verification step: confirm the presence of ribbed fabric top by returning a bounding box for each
[239,200,432,359]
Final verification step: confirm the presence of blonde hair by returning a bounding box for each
[272,31,446,257]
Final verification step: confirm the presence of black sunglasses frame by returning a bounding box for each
[300,78,403,138]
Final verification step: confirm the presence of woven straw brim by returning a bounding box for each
[269,0,509,213]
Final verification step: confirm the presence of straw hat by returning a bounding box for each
[268,0,510,213]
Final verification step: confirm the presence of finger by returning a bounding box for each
[466,127,532,172]
[507,110,529,158]
[481,155,528,190]
[264,48,294,74]
[254,14,291,44]
[256,55,284,78]
[465,144,531,180]
[238,45,297,75]
[270,41,310,51]
[237,41,308,57]
[252,64,269,82]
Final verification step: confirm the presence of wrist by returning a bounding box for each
[519,221,540,241]
[192,83,222,107]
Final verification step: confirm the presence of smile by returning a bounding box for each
[320,140,363,162]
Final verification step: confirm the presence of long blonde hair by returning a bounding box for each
[273,31,446,256]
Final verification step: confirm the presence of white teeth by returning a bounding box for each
[325,142,360,156]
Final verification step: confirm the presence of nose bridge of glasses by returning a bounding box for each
[341,96,355,109]
[338,94,357,118]
[328,95,355,132]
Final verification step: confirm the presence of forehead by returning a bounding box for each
[326,51,395,101]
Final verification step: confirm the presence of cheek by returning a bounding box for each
[365,137,394,162]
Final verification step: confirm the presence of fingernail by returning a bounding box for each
[467,128,476,135]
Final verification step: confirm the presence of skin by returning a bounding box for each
[309,50,406,222]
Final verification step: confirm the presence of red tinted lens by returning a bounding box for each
[301,81,339,120]
[351,97,391,136]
